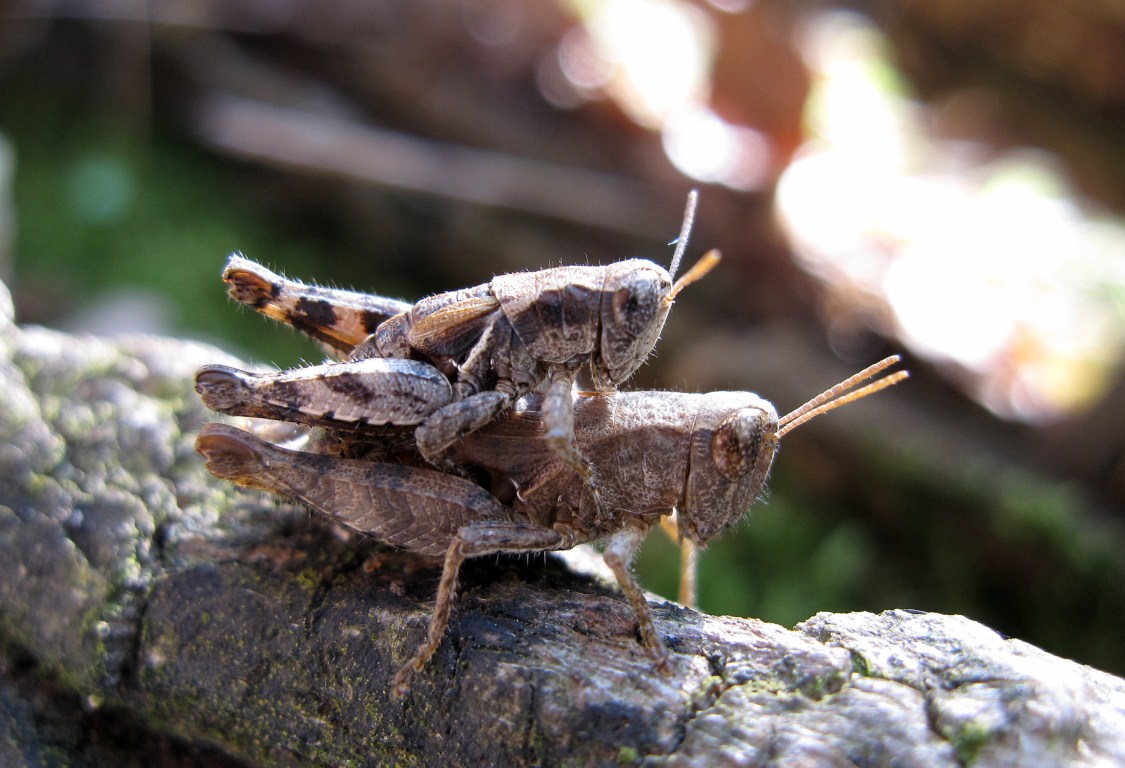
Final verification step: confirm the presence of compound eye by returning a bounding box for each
[710,409,772,480]
[612,279,659,337]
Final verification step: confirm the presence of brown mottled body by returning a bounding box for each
[218,193,718,504]
[196,197,908,695]
[454,391,776,543]
[196,285,906,693]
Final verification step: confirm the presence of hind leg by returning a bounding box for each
[391,521,570,696]
[195,357,451,430]
[195,424,570,696]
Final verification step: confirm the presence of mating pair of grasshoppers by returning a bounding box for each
[194,193,906,694]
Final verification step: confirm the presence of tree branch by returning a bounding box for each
[0,280,1123,766]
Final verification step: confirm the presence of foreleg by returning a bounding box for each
[658,512,699,609]
[542,369,605,516]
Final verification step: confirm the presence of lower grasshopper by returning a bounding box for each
[196,355,907,694]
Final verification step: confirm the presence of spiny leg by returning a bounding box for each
[414,390,512,467]
[197,425,572,696]
[392,521,569,696]
[197,425,530,692]
[223,254,413,354]
[603,523,671,673]
[542,370,606,518]
[195,357,451,430]
[658,513,699,609]
[677,536,698,609]
[412,319,517,466]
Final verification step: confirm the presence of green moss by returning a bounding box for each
[295,567,323,592]
[689,675,722,709]
[850,651,873,677]
[616,744,640,765]
[800,667,848,700]
[949,720,991,764]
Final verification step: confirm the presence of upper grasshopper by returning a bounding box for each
[213,192,719,510]
[196,354,908,694]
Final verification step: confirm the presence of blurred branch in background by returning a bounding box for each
[193,93,666,236]
[1,0,1124,718]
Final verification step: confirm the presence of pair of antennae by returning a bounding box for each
[778,356,909,438]
[664,191,905,429]
[664,192,904,433]
[665,190,721,304]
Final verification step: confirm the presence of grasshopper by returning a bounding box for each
[215,192,719,510]
[196,355,907,694]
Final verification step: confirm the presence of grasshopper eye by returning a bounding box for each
[611,280,659,337]
[710,408,774,480]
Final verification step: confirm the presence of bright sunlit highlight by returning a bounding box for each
[777,11,1125,420]
[662,107,770,191]
[557,0,771,189]
[575,0,714,128]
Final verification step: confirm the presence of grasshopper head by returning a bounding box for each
[676,356,909,546]
[596,259,675,385]
[678,392,780,545]
[594,191,719,387]
[595,248,722,387]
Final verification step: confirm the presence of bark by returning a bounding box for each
[0,277,1123,767]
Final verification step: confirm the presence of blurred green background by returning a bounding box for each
[2,0,1124,678]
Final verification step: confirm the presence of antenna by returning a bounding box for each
[668,189,699,279]
[778,356,908,438]
[665,249,721,305]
